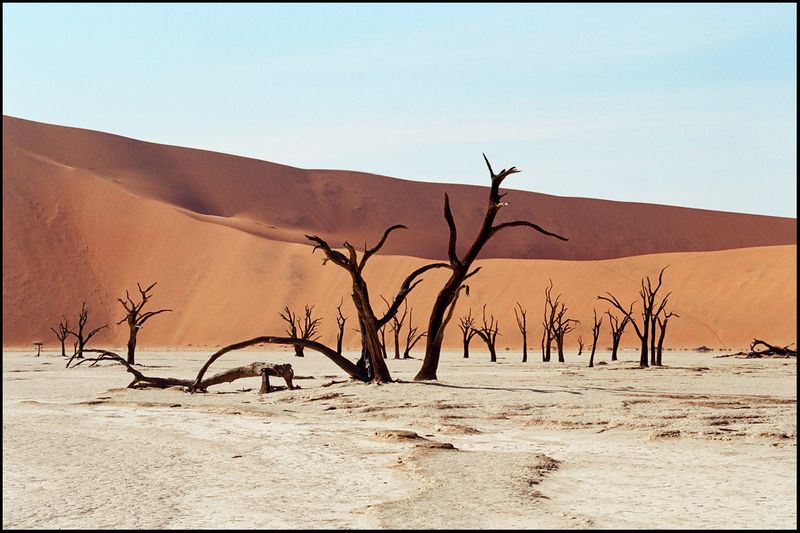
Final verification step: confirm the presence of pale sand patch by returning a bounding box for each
[3,348,796,529]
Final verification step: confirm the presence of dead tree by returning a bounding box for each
[279,305,322,357]
[306,228,449,382]
[66,302,108,367]
[34,342,44,357]
[383,297,408,359]
[598,266,670,368]
[655,310,678,365]
[748,339,797,357]
[335,299,347,355]
[403,307,427,359]
[50,316,70,357]
[75,349,295,392]
[414,155,567,381]
[458,309,478,358]
[541,280,560,362]
[514,302,529,363]
[191,336,365,391]
[552,302,579,363]
[605,310,630,361]
[472,305,501,362]
[117,282,172,365]
[588,310,603,368]
[577,336,584,356]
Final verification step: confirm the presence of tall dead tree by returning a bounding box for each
[50,316,70,357]
[472,304,501,362]
[588,310,603,368]
[66,302,107,367]
[514,302,529,363]
[403,307,427,359]
[117,282,172,365]
[598,266,670,368]
[458,309,478,359]
[605,310,630,361]
[413,155,567,380]
[306,227,449,382]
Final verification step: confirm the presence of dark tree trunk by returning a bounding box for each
[126,324,138,365]
[117,283,171,366]
[414,155,567,381]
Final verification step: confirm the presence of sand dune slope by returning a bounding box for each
[4,115,796,262]
[2,116,796,352]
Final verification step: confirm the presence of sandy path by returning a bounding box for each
[3,348,796,529]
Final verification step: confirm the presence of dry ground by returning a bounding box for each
[3,347,796,529]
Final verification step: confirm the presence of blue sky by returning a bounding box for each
[3,3,796,217]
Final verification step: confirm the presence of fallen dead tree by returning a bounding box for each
[721,339,797,358]
[72,349,295,392]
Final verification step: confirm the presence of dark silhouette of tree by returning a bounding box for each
[335,299,347,355]
[605,310,630,361]
[34,342,44,357]
[514,302,529,363]
[577,336,584,356]
[598,266,670,368]
[552,301,579,363]
[50,316,70,357]
[541,280,560,362]
[414,155,567,381]
[588,310,603,368]
[306,228,448,382]
[383,297,408,359]
[279,305,322,357]
[745,339,797,357]
[403,307,426,359]
[117,282,172,365]
[66,302,107,367]
[655,309,678,366]
[472,304,501,362]
[458,309,478,359]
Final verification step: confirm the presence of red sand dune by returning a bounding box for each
[3,116,796,353]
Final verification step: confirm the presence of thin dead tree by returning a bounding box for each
[66,302,108,367]
[50,316,70,357]
[383,296,408,359]
[588,310,603,368]
[34,342,44,357]
[117,282,172,365]
[598,266,669,368]
[458,309,478,359]
[655,309,678,366]
[552,302,579,363]
[279,305,322,357]
[472,304,501,362]
[605,310,630,361]
[577,336,584,357]
[541,280,560,362]
[514,302,529,363]
[335,299,347,355]
[414,155,567,381]
[305,228,449,382]
[403,307,427,359]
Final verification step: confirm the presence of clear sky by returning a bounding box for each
[3,3,797,218]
